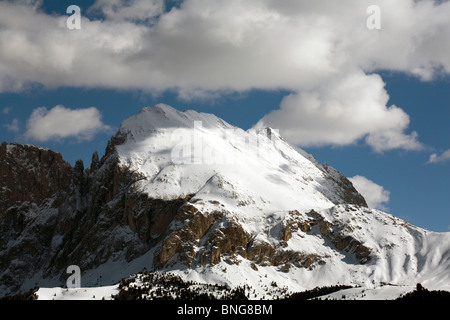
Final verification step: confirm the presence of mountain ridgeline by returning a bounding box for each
[0,104,448,298]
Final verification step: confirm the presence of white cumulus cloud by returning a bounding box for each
[253,71,424,152]
[24,105,110,142]
[349,175,391,211]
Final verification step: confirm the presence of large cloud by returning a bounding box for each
[24,105,110,142]
[0,0,449,150]
[253,71,423,152]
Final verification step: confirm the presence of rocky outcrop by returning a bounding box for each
[154,204,223,268]
[280,210,312,242]
[152,207,349,272]
[307,209,372,264]
[0,142,72,213]
[207,219,253,265]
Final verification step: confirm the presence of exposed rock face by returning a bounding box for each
[152,205,372,275]
[0,142,72,213]
[280,210,312,241]
[308,209,372,264]
[154,204,223,268]
[0,143,72,293]
[0,139,190,294]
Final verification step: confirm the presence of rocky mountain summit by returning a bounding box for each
[1,104,449,298]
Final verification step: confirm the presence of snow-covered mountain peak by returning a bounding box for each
[118,104,236,139]
[112,105,366,211]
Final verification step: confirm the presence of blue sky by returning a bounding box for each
[0,0,449,232]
